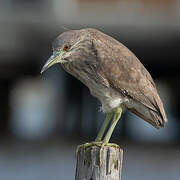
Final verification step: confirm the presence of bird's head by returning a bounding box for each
[41,29,96,74]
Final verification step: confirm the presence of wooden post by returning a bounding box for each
[75,144,123,180]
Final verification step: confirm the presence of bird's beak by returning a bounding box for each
[41,50,66,74]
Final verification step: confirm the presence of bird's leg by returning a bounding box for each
[96,108,122,164]
[76,109,121,156]
[99,108,122,165]
[95,112,113,142]
[76,112,113,155]
[103,107,122,144]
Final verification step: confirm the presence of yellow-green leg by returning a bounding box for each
[76,108,122,154]
[103,107,122,144]
[76,112,113,154]
[99,107,122,165]
[95,112,113,142]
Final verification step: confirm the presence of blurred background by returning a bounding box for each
[0,0,180,179]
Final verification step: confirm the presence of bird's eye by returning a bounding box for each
[63,44,70,51]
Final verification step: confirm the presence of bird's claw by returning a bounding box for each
[76,141,103,155]
[76,141,119,155]
[76,141,119,167]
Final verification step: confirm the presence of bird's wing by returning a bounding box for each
[99,55,167,128]
[90,31,167,128]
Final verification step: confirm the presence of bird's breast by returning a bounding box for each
[89,84,128,113]
[64,62,128,112]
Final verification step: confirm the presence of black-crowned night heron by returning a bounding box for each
[41,28,167,147]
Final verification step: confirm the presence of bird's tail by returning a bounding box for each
[128,93,167,129]
[152,93,168,127]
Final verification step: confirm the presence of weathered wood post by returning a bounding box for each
[75,145,123,180]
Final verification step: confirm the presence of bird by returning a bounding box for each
[41,28,167,146]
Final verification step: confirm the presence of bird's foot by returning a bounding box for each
[76,141,119,153]
[76,141,119,166]
[76,141,103,155]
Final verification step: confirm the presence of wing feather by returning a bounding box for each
[90,29,167,128]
